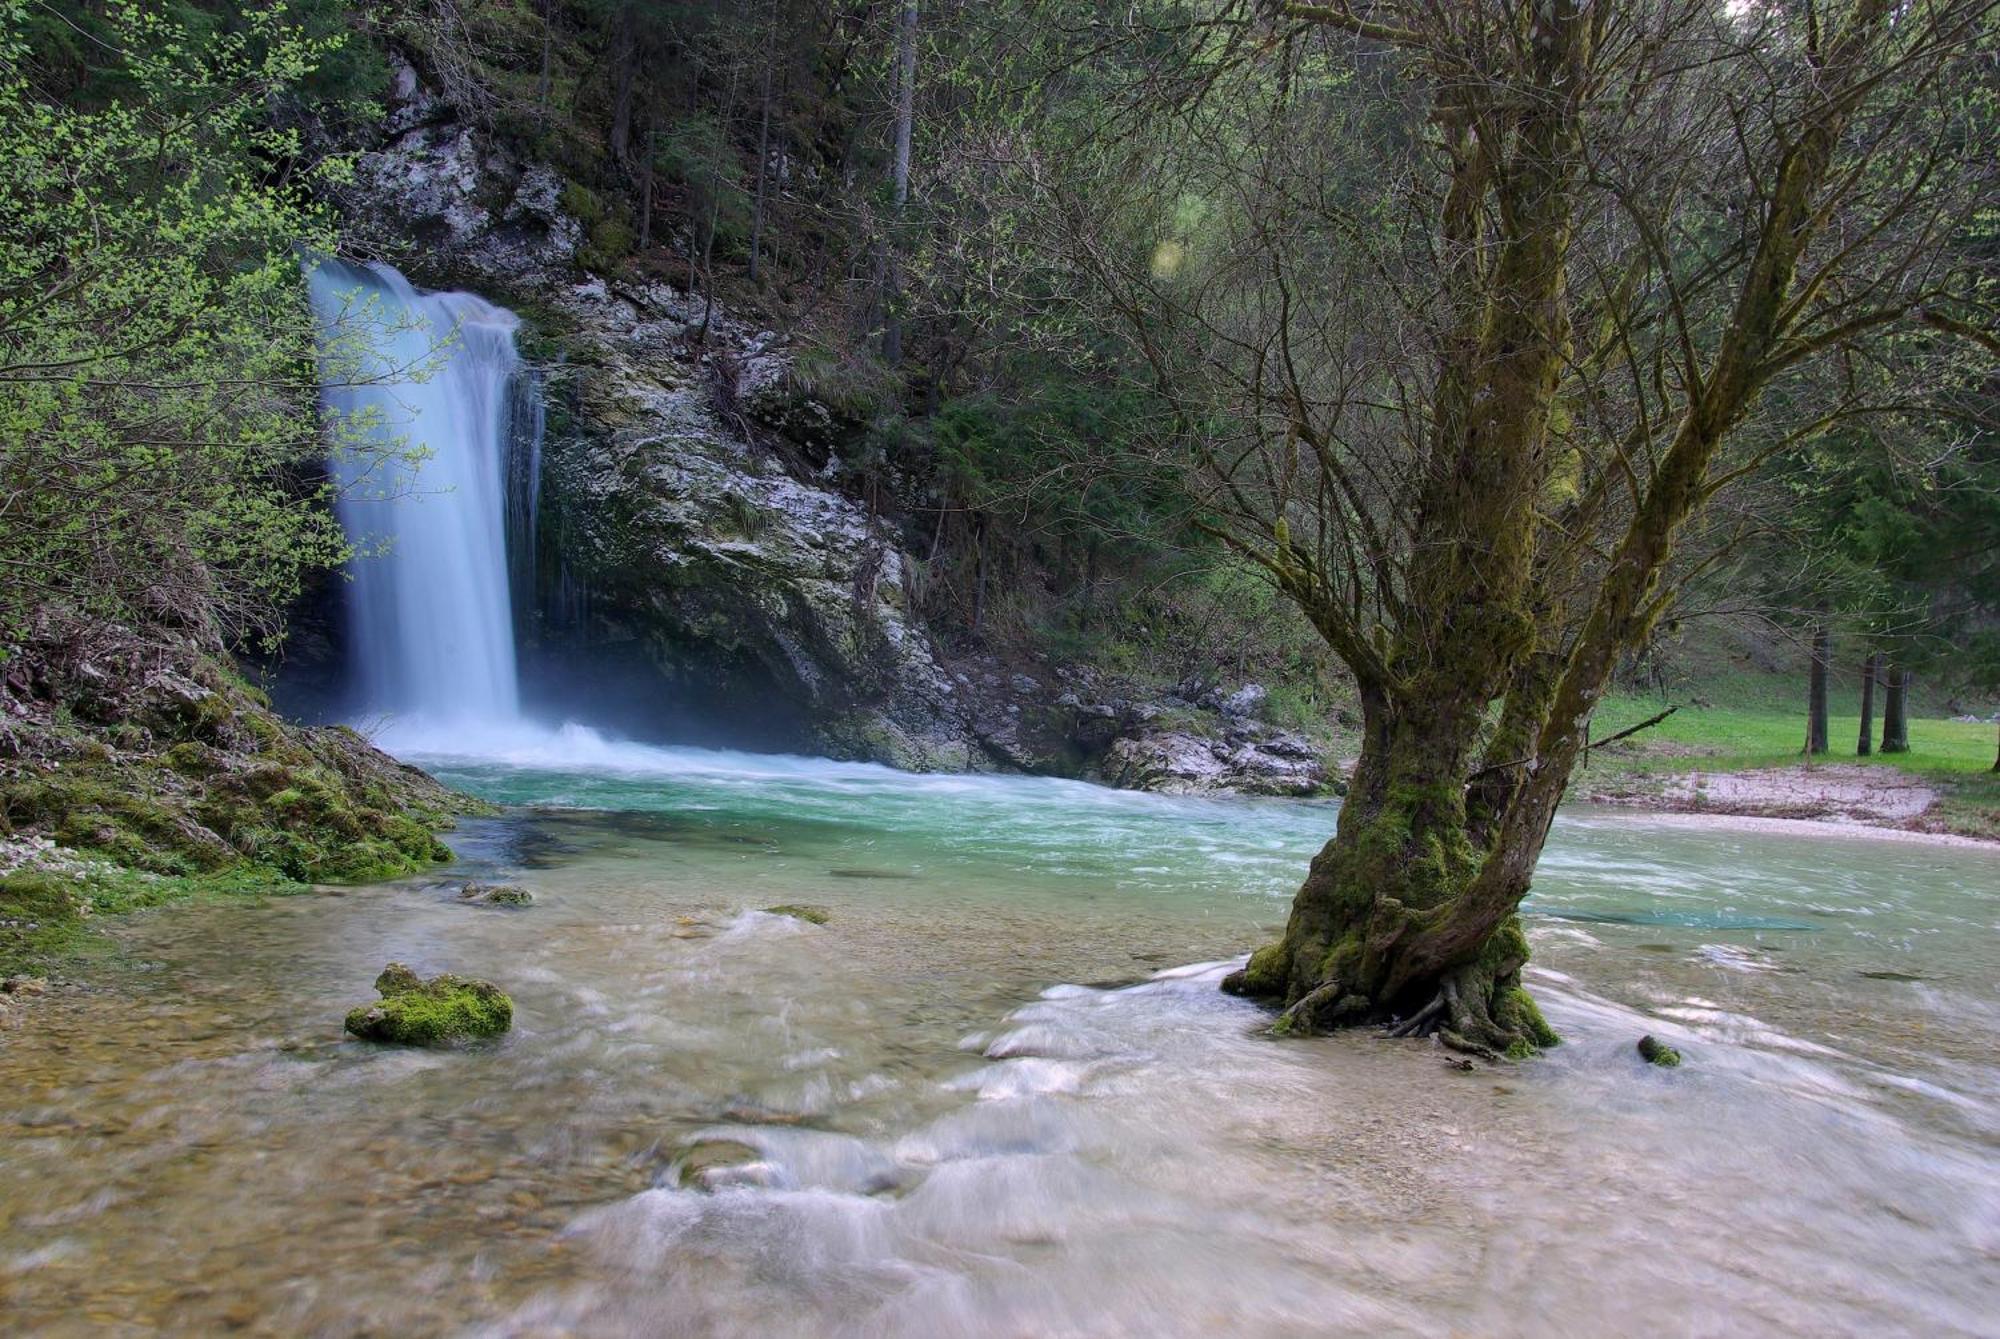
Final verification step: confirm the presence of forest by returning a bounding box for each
[1,1,1998,1334]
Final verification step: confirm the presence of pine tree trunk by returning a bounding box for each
[537,0,554,134]
[1807,623,1830,754]
[1857,651,1877,756]
[1881,664,1910,753]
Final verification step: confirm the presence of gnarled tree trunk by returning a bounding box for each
[1223,0,1906,1060]
[1223,688,1556,1058]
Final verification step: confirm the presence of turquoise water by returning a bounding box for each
[2,742,1996,1335]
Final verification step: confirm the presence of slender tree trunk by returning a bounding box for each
[537,0,555,134]
[1991,719,1997,773]
[881,0,917,364]
[1857,651,1878,756]
[749,48,775,284]
[609,4,638,169]
[1881,665,1910,753]
[637,127,656,251]
[1807,623,1830,755]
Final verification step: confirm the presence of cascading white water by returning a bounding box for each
[308,259,528,733]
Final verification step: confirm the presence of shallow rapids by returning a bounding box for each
[2,746,1996,1336]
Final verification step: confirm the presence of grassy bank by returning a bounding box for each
[1583,690,1997,840]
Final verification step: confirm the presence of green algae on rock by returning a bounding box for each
[344,962,514,1045]
[458,882,534,906]
[1637,1034,1683,1068]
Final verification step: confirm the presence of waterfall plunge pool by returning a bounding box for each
[2,745,1997,1337]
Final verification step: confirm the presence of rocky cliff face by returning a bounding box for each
[531,276,978,770]
[332,65,1336,796]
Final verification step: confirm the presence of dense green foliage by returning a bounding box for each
[0,0,395,654]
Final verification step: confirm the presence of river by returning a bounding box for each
[2,738,1996,1336]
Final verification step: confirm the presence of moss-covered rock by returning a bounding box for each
[1637,1034,1682,1067]
[1,635,481,893]
[344,962,514,1045]
[458,882,534,906]
[762,903,829,925]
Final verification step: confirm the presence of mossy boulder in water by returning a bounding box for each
[344,962,513,1045]
[1637,1034,1682,1067]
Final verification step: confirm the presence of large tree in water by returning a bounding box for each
[1051,0,1998,1054]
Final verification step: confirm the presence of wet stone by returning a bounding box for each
[457,882,534,907]
[762,904,830,925]
[344,962,514,1045]
[675,1140,762,1189]
[1637,1035,1683,1068]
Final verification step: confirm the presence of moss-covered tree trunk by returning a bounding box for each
[1223,694,1557,1058]
[1228,0,1900,1059]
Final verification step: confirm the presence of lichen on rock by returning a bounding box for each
[344,962,514,1045]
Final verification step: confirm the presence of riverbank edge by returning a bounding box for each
[1,635,490,980]
[1575,761,1999,847]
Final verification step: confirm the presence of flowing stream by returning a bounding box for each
[1,750,1997,1336]
[4,271,1993,1335]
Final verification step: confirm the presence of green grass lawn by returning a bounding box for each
[1591,696,1996,775]
[1585,690,1998,839]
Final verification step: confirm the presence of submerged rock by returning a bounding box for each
[675,1139,764,1190]
[762,904,830,925]
[1637,1034,1683,1068]
[457,882,533,907]
[344,962,513,1045]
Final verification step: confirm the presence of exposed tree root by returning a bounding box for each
[1243,916,1559,1060]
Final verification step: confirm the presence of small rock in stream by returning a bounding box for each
[1637,1034,1683,1068]
[676,1140,766,1190]
[457,882,533,907]
[762,904,830,925]
[344,963,513,1045]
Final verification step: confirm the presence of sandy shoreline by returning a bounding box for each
[1575,805,2000,850]
[1578,763,1997,850]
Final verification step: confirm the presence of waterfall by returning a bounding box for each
[307,259,539,734]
